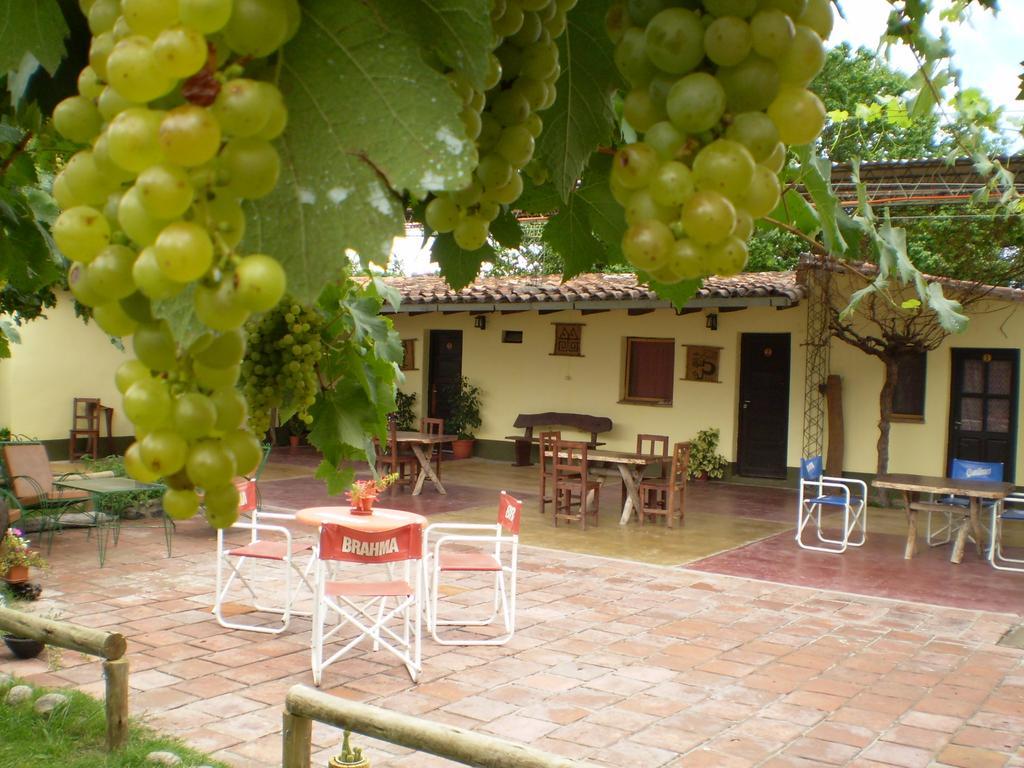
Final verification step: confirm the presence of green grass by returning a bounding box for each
[0,677,230,768]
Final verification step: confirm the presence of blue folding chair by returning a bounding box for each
[796,456,867,553]
[926,459,1002,547]
[990,492,1024,572]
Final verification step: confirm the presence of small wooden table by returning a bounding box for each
[394,431,457,496]
[545,448,670,526]
[296,506,427,531]
[873,473,1014,562]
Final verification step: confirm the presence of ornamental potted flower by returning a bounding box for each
[443,377,482,460]
[686,428,729,481]
[0,529,47,585]
[328,730,370,768]
[346,473,398,514]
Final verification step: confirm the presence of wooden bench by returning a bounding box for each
[505,412,613,467]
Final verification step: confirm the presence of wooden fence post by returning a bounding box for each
[103,658,130,751]
[282,711,312,768]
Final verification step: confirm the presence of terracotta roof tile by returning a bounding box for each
[381,272,805,309]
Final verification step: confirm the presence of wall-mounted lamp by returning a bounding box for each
[705,312,718,331]
[474,315,487,330]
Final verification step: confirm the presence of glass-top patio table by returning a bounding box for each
[53,476,164,565]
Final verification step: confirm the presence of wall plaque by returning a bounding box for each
[552,323,583,356]
[685,345,720,382]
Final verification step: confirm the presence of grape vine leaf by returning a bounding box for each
[793,146,847,256]
[489,209,524,249]
[245,0,476,302]
[536,1,621,203]
[642,275,701,308]
[431,232,492,290]
[543,199,601,280]
[0,0,69,76]
[153,285,207,349]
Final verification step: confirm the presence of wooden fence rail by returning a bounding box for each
[283,685,601,768]
[0,606,129,751]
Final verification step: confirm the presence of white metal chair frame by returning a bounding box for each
[422,491,522,647]
[796,456,867,554]
[990,492,1024,572]
[213,481,314,635]
[926,459,1001,547]
[311,523,422,685]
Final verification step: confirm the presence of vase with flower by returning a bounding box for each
[1,528,48,585]
[346,473,398,515]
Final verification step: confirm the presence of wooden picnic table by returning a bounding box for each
[873,473,1015,562]
[394,431,457,496]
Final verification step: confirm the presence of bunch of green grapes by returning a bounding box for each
[240,299,325,436]
[51,0,299,528]
[606,0,833,284]
[423,0,577,251]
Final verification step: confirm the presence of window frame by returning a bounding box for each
[622,336,675,406]
[891,350,927,422]
[400,338,417,371]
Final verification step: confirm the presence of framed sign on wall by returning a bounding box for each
[684,345,721,383]
[552,323,583,356]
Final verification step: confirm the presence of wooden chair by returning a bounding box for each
[420,417,445,482]
[552,440,601,529]
[623,433,669,510]
[374,417,417,494]
[69,398,100,460]
[638,442,690,527]
[537,431,561,515]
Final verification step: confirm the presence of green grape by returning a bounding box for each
[666,72,726,134]
[119,187,171,247]
[738,164,781,218]
[484,54,503,89]
[93,133,136,185]
[704,16,751,67]
[159,105,222,167]
[510,10,541,45]
[211,387,247,431]
[212,79,276,137]
[204,483,240,528]
[140,429,188,476]
[87,244,138,300]
[702,0,757,17]
[611,142,659,190]
[88,0,119,34]
[256,95,288,140]
[77,66,105,100]
[692,139,755,201]
[195,329,245,368]
[777,25,824,86]
[749,9,795,59]
[798,0,833,40]
[476,153,514,190]
[490,89,530,126]
[453,216,489,251]
[115,359,152,394]
[223,0,289,57]
[107,108,166,173]
[681,190,736,245]
[625,189,677,226]
[196,361,242,390]
[173,392,218,439]
[68,262,104,307]
[224,429,262,476]
[153,26,208,78]
[520,41,558,82]
[732,208,754,240]
[107,36,175,103]
[94,301,140,337]
[705,235,749,276]
[495,126,536,169]
[626,0,673,27]
[54,206,111,263]
[233,254,286,312]
[760,0,807,18]
[649,161,695,207]
[493,4,524,37]
[120,292,155,324]
[125,442,162,483]
[767,85,825,145]
[482,173,522,205]
[53,97,103,144]
[198,191,246,248]
[163,488,201,520]
[154,222,214,282]
[644,8,705,75]
[451,180,482,208]
[179,0,233,33]
[195,281,251,332]
[89,31,115,80]
[725,111,780,162]
[605,2,628,42]
[621,220,673,272]
[136,164,195,219]
[614,28,655,87]
[425,196,459,233]
[761,141,786,173]
[122,0,181,36]
[667,237,706,280]
[97,86,137,122]
[52,174,82,210]
[623,88,666,133]
[647,75,674,113]
[219,137,280,199]
[133,321,178,371]
[186,439,238,488]
[717,53,781,112]
[645,121,685,161]
[62,151,112,206]
[460,108,482,141]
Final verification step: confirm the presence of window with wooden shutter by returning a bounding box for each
[623,337,675,405]
[892,351,926,420]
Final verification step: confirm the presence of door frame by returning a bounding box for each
[737,332,791,479]
[426,329,463,421]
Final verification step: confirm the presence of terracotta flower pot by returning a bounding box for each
[4,636,45,659]
[451,439,474,460]
[2,565,29,584]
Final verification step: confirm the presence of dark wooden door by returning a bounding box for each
[427,330,463,424]
[947,348,1018,482]
[738,333,791,478]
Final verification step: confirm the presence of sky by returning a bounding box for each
[391,1,1024,275]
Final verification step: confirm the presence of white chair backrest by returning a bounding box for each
[319,522,422,564]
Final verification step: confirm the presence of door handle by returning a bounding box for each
[742,400,750,410]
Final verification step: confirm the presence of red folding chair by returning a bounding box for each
[312,522,423,685]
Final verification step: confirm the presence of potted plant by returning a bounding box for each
[444,377,482,460]
[346,473,398,514]
[686,428,729,481]
[285,415,307,448]
[393,391,417,431]
[0,528,47,585]
[329,730,370,768]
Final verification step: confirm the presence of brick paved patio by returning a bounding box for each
[3,510,1023,768]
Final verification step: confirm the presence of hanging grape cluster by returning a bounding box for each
[423,0,577,251]
[607,0,833,284]
[51,0,298,528]
[240,299,325,436]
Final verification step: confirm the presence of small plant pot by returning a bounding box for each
[4,636,45,659]
[288,435,301,448]
[2,565,29,584]
[329,757,370,768]
[451,439,475,460]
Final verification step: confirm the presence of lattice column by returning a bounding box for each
[799,255,831,461]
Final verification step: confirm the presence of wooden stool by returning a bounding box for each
[69,398,114,460]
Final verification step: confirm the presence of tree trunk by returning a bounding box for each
[875,356,898,505]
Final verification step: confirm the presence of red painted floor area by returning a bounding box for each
[688,528,1024,615]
